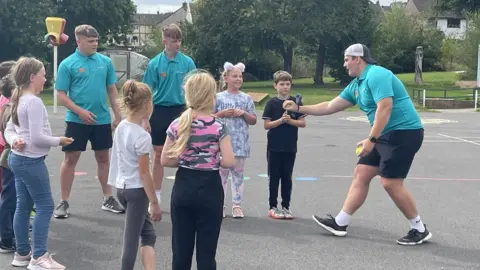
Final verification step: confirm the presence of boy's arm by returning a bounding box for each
[262,100,283,130]
[286,117,306,128]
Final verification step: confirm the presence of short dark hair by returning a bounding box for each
[0,75,15,98]
[75,24,99,39]
[162,23,182,40]
[0,61,15,79]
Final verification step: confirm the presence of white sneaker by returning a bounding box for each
[12,251,32,267]
[27,252,65,270]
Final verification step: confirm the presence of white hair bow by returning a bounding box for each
[224,62,245,72]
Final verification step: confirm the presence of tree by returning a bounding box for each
[181,0,256,76]
[433,0,480,13]
[0,0,55,61]
[55,0,136,59]
[371,5,443,74]
[308,0,375,84]
[454,12,480,79]
[248,0,305,74]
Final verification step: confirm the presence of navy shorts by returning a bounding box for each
[358,128,424,179]
[62,122,112,152]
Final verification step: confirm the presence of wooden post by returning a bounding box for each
[415,46,423,85]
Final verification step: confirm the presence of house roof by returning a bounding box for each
[133,12,173,25]
[411,0,429,12]
[408,0,465,19]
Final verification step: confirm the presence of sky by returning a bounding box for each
[132,0,407,14]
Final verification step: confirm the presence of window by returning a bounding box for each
[447,18,461,28]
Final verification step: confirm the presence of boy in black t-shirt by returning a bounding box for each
[262,71,306,219]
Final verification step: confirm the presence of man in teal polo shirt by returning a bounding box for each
[283,43,432,245]
[142,23,196,203]
[54,24,124,218]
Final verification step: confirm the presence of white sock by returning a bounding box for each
[155,190,161,203]
[334,210,351,226]
[409,215,425,232]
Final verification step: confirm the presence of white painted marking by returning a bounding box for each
[438,134,480,146]
[340,116,458,124]
[322,175,480,181]
[424,140,480,143]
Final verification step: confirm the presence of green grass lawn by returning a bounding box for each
[39,71,468,112]
[242,71,468,111]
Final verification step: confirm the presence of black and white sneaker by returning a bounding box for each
[312,214,348,237]
[54,200,69,219]
[102,196,125,214]
[396,225,432,245]
[0,241,16,253]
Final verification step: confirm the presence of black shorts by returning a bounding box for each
[150,105,185,146]
[358,128,424,179]
[62,122,113,152]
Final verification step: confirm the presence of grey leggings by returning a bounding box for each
[117,188,157,270]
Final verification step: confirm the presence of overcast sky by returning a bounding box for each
[132,0,407,14]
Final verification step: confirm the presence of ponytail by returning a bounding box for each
[11,87,22,126]
[168,107,194,157]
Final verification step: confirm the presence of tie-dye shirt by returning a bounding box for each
[215,90,256,157]
[166,116,229,170]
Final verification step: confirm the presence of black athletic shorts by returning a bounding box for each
[150,105,185,146]
[62,122,113,152]
[358,128,424,179]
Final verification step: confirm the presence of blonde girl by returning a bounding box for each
[107,80,161,270]
[161,70,234,270]
[215,62,257,218]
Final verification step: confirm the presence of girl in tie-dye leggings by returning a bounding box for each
[215,62,257,218]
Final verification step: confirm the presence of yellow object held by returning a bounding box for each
[356,145,363,156]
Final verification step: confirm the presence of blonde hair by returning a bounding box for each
[119,80,152,115]
[273,70,292,84]
[168,70,217,157]
[162,23,182,40]
[219,62,245,90]
[10,57,44,126]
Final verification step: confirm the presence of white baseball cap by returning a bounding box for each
[344,43,376,64]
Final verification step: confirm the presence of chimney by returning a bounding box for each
[182,2,187,11]
[157,10,159,15]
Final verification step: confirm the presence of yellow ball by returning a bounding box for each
[356,145,363,156]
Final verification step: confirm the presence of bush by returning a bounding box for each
[371,6,444,73]
[455,12,480,79]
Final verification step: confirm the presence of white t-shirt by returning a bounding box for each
[108,119,152,189]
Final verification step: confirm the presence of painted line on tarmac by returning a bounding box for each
[323,175,480,181]
[438,134,480,146]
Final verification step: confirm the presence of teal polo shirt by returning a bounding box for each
[55,49,117,125]
[142,51,196,106]
[339,64,423,135]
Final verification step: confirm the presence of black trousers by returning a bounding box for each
[267,151,296,209]
[171,167,224,270]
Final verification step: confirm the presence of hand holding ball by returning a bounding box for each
[356,144,363,156]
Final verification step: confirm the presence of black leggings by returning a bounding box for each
[171,167,224,270]
[267,151,296,209]
[117,188,156,270]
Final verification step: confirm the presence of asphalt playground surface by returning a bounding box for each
[1,106,480,270]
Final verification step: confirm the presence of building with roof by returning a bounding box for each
[405,0,467,39]
[124,2,192,48]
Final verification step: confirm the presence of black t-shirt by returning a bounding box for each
[262,96,305,152]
